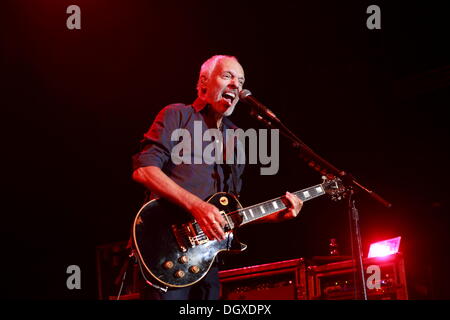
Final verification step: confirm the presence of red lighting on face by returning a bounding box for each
[368,236,401,258]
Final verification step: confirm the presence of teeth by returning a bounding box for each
[224,92,235,99]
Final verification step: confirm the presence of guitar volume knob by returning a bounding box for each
[174,270,185,278]
[189,265,200,274]
[162,261,174,269]
[178,255,188,264]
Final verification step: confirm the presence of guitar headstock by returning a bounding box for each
[321,176,347,201]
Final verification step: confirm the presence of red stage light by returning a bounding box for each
[368,236,401,258]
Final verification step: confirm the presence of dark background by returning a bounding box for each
[1,0,449,299]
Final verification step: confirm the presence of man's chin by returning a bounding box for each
[223,104,236,117]
[209,100,237,116]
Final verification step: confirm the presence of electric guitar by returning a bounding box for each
[131,177,345,289]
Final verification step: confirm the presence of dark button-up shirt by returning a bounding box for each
[132,98,245,201]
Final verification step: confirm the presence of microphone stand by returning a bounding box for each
[247,109,392,300]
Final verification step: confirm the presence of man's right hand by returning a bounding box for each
[189,201,227,241]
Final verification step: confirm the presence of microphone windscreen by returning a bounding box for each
[239,89,252,100]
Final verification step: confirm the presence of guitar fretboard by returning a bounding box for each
[226,183,326,228]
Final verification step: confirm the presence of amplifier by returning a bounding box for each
[219,258,307,300]
[307,253,408,300]
[96,240,141,300]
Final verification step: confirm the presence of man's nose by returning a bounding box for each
[228,77,239,89]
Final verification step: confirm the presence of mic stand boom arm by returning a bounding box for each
[248,109,392,300]
[249,110,392,208]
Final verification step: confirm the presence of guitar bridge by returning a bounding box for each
[185,222,209,246]
[189,222,209,246]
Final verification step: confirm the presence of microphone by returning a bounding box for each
[238,89,279,121]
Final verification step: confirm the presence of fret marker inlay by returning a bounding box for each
[315,186,323,193]
[272,201,278,209]
[260,206,265,214]
[303,191,310,198]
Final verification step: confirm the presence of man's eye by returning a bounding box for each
[222,73,231,79]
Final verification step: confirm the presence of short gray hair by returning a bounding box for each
[196,55,238,94]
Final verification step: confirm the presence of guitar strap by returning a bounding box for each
[229,162,240,197]
[222,163,239,197]
[222,132,240,198]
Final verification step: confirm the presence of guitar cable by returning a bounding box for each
[115,250,168,300]
[134,249,169,293]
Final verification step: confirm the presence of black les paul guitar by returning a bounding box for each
[131,178,345,289]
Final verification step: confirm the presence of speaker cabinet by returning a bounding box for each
[219,258,307,300]
[307,253,408,300]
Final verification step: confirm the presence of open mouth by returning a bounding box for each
[222,91,236,104]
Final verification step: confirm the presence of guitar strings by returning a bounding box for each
[188,189,316,241]
[190,200,290,238]
[184,186,328,242]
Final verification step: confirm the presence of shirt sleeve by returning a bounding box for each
[132,105,183,171]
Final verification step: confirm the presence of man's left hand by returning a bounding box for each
[254,191,303,224]
[280,191,303,220]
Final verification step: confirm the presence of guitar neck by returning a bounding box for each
[227,183,326,227]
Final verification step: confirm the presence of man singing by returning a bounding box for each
[132,55,303,300]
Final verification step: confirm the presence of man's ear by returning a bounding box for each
[199,75,208,95]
